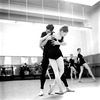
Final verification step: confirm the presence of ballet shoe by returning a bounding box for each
[48,84,55,95]
[71,78,74,80]
[93,78,96,82]
[66,87,75,92]
[39,90,44,96]
[55,91,64,95]
[78,79,81,82]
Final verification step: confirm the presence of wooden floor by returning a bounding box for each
[0,77,100,100]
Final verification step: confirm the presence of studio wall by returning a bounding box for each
[0,22,90,57]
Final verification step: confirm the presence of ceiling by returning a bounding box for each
[0,0,100,27]
[60,0,100,6]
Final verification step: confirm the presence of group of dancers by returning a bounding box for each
[39,24,96,96]
[68,49,95,81]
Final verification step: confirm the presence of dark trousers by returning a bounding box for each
[61,73,68,87]
[40,55,49,89]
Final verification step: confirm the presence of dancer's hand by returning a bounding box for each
[52,40,60,46]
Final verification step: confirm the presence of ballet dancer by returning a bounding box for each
[41,25,74,95]
[77,48,96,82]
[69,54,77,80]
[39,24,54,96]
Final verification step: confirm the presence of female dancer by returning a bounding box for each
[69,54,77,80]
[41,25,73,95]
[77,48,96,82]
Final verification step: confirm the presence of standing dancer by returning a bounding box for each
[41,25,74,95]
[39,24,54,96]
[77,48,96,82]
[69,54,77,80]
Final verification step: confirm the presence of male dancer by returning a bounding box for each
[39,24,54,96]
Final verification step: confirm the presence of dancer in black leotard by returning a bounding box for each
[69,54,77,80]
[41,25,74,95]
[47,37,63,60]
[77,48,96,82]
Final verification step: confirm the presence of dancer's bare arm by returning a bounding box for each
[39,33,49,49]
[52,40,66,46]
[41,35,52,47]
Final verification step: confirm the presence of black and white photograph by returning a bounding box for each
[0,0,100,100]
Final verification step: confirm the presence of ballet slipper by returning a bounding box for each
[78,79,82,82]
[93,78,96,82]
[48,84,55,95]
[71,78,74,80]
[66,87,75,92]
[39,90,44,96]
[55,91,64,95]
